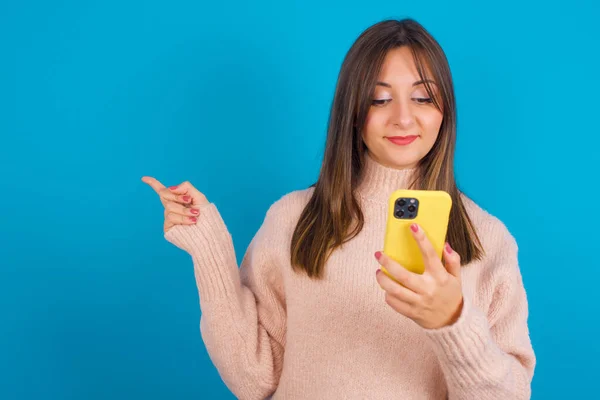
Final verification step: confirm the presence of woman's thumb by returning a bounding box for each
[443,242,462,278]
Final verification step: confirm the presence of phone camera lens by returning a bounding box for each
[397,199,406,207]
[395,210,405,218]
[408,205,416,212]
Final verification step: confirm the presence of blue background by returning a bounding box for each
[1,0,598,398]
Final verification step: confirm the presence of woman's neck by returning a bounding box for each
[356,152,416,203]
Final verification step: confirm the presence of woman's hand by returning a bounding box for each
[375,223,464,329]
[141,176,209,233]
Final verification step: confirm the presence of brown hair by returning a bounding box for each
[291,18,483,278]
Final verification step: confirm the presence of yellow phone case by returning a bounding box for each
[382,189,452,275]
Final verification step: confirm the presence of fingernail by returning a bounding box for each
[189,216,197,223]
[376,269,381,275]
[190,209,199,215]
[182,195,191,202]
[374,251,382,260]
[410,223,418,233]
[445,242,452,254]
[169,186,178,190]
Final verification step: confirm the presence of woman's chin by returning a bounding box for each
[383,149,422,170]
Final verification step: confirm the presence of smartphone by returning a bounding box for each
[382,189,452,276]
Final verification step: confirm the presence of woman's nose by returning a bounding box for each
[391,100,415,129]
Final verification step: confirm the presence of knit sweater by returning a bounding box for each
[164,154,536,400]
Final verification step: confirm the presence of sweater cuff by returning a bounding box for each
[164,203,241,302]
[423,295,504,387]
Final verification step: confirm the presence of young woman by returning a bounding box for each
[143,18,536,400]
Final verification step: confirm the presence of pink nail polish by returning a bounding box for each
[410,223,418,233]
[189,216,197,223]
[376,269,381,275]
[182,195,191,202]
[190,209,199,215]
[445,243,452,253]
[169,186,178,190]
[374,251,382,260]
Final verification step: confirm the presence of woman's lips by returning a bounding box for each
[386,135,418,146]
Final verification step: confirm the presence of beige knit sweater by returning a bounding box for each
[164,155,536,400]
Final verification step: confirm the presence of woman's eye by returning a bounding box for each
[414,97,433,104]
[372,99,391,106]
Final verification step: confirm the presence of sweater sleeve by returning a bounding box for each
[423,235,536,400]
[163,202,286,400]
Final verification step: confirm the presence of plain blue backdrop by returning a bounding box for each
[1,0,598,399]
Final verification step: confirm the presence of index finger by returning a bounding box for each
[410,223,446,277]
[141,176,166,194]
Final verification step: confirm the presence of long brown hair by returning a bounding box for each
[291,18,483,278]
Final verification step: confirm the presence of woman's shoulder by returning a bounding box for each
[459,193,519,264]
[262,186,315,227]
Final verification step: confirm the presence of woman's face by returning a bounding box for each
[362,46,443,170]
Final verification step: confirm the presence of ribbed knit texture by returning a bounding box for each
[164,153,536,400]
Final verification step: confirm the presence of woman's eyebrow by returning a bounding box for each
[375,79,437,88]
[413,79,437,87]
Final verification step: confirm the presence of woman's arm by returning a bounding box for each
[424,235,536,400]
[165,202,286,400]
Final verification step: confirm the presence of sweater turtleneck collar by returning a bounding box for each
[355,152,416,203]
